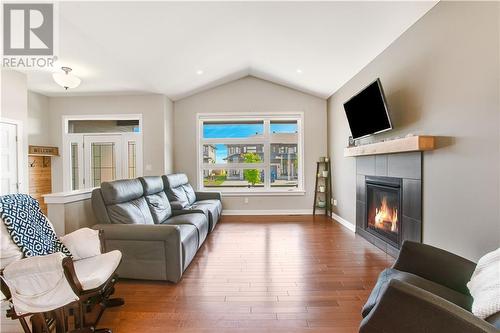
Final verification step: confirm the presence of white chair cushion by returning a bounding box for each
[467,247,500,319]
[3,252,79,315]
[61,228,101,260]
[0,220,23,270]
[74,250,122,290]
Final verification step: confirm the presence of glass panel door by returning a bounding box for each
[84,135,122,188]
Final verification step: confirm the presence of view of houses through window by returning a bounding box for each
[199,115,302,191]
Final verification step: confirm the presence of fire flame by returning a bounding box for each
[374,197,398,232]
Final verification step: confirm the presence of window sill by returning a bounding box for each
[200,190,306,197]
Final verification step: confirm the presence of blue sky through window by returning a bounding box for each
[270,123,297,133]
[215,144,227,163]
[204,123,263,139]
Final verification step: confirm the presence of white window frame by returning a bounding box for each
[196,112,305,196]
[62,114,143,191]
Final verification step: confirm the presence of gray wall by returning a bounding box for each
[48,94,174,192]
[327,1,500,261]
[174,76,327,212]
[28,91,51,146]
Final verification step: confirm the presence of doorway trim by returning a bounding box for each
[62,114,143,191]
[0,117,24,194]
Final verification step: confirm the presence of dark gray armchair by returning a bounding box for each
[360,241,499,333]
[162,173,222,232]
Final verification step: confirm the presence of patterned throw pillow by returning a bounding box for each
[0,194,72,257]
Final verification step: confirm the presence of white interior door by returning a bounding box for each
[84,135,122,188]
[0,122,19,194]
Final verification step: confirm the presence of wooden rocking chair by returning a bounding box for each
[0,225,124,333]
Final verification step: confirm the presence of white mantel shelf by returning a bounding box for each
[344,135,436,157]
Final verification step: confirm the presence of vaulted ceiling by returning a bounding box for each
[25,1,437,100]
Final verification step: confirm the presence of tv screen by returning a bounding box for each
[343,79,392,139]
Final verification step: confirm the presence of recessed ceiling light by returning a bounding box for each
[296,68,303,74]
[196,70,204,75]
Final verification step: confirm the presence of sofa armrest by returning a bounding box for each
[92,224,183,282]
[360,279,497,333]
[393,241,476,295]
[92,224,180,241]
[195,191,221,201]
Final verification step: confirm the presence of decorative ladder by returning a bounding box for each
[313,159,332,216]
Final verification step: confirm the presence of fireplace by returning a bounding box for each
[366,176,402,248]
[355,152,423,257]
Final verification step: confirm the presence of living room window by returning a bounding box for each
[198,113,304,194]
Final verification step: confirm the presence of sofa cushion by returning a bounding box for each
[101,179,144,205]
[362,268,473,318]
[196,199,223,215]
[165,213,208,247]
[163,175,189,207]
[182,183,197,205]
[140,176,165,195]
[165,173,189,188]
[106,197,154,225]
[169,187,189,207]
[144,192,172,224]
[191,199,222,232]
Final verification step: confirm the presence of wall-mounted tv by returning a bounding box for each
[343,78,392,140]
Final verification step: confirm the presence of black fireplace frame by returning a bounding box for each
[365,176,402,249]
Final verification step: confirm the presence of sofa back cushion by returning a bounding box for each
[182,183,197,205]
[163,174,190,207]
[100,179,153,224]
[140,176,172,223]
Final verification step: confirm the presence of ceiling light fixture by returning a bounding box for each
[196,69,204,75]
[296,68,303,74]
[53,67,81,90]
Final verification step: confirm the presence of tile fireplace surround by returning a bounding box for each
[355,152,422,257]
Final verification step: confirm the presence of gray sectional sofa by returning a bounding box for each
[91,174,221,282]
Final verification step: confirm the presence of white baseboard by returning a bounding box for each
[331,212,356,232]
[223,209,313,216]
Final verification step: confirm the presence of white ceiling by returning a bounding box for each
[26,1,437,100]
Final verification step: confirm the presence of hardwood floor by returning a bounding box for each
[1,215,393,332]
[100,215,393,332]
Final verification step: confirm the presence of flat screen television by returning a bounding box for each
[343,78,392,140]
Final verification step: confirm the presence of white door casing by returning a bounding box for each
[62,115,143,191]
[0,121,20,195]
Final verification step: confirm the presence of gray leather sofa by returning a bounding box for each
[360,241,500,333]
[163,173,222,232]
[91,176,209,282]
